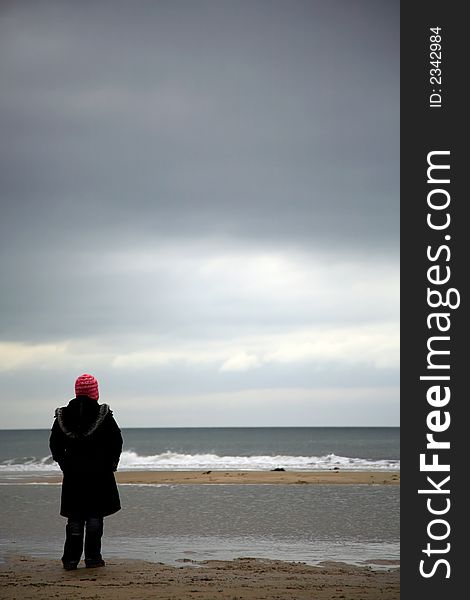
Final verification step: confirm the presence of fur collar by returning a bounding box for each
[55,403,110,439]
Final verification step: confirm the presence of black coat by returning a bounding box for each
[49,396,123,518]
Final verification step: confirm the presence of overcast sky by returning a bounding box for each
[0,0,399,428]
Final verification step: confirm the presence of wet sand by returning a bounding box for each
[0,554,399,599]
[19,470,400,485]
[1,471,400,597]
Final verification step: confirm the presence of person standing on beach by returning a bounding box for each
[49,374,123,570]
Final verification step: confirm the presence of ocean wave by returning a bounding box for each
[0,455,59,472]
[0,451,400,472]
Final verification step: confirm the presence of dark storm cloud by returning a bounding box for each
[0,1,399,427]
[1,0,399,253]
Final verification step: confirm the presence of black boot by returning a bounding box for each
[62,519,84,569]
[85,558,105,568]
[84,516,104,568]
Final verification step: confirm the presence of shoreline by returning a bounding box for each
[0,554,400,599]
[8,470,400,485]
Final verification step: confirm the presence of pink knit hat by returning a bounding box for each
[75,374,99,401]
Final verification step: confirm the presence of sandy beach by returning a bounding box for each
[18,469,400,485]
[0,554,399,600]
[1,471,400,597]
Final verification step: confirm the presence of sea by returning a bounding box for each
[0,427,400,567]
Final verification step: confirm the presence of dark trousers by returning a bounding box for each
[62,516,104,565]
